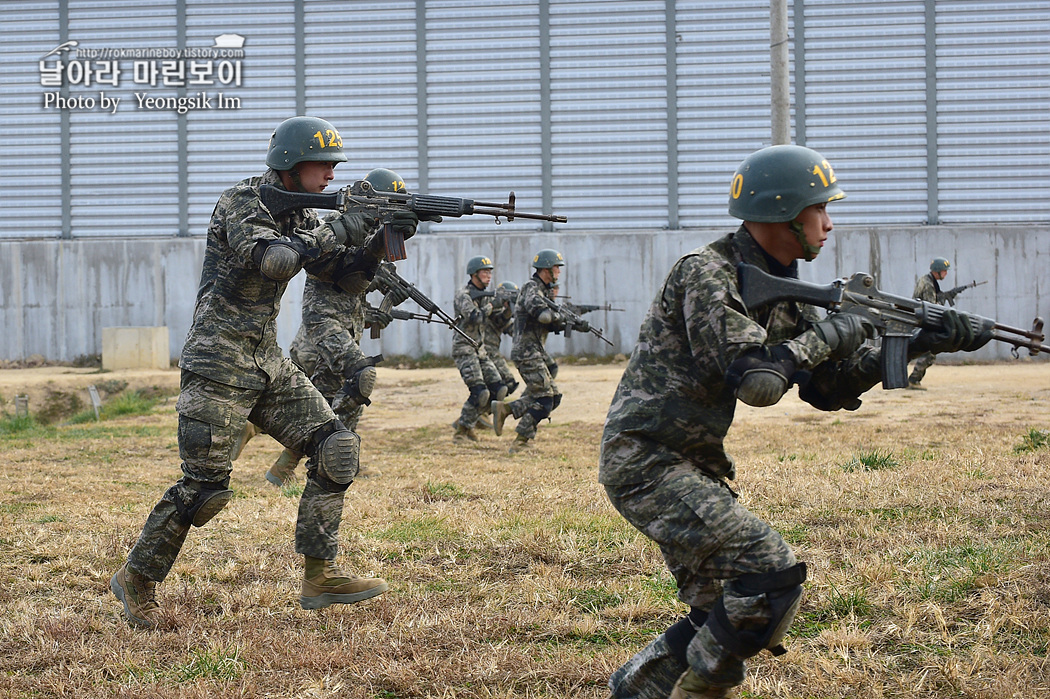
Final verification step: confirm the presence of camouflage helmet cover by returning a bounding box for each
[930,257,950,273]
[266,116,348,170]
[728,144,846,222]
[467,255,494,276]
[532,249,565,269]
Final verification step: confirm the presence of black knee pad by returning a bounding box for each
[342,354,383,407]
[171,483,234,527]
[664,607,709,666]
[468,384,490,408]
[706,562,807,659]
[308,419,359,489]
[488,382,508,403]
[551,393,562,411]
[547,362,558,379]
[527,395,554,422]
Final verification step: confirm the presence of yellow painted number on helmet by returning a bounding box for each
[811,160,837,187]
[313,129,343,150]
[731,173,744,199]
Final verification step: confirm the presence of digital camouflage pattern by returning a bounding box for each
[909,271,947,384]
[453,283,501,428]
[484,293,517,388]
[601,225,883,694]
[126,169,374,583]
[507,273,562,440]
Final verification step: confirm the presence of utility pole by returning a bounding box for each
[770,0,791,144]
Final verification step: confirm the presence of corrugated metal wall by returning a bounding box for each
[1,0,1048,241]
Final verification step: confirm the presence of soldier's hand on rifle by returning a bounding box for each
[811,314,875,360]
[910,308,992,354]
[365,306,394,330]
[389,211,420,240]
[574,319,591,333]
[328,211,374,247]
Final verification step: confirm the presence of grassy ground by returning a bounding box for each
[0,362,1048,698]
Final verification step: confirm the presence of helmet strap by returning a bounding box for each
[790,219,820,262]
[288,166,305,193]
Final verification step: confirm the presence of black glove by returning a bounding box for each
[910,308,992,354]
[334,247,381,295]
[365,307,393,330]
[328,212,375,247]
[375,263,410,306]
[811,313,876,360]
[574,319,591,333]
[389,210,419,240]
[419,212,443,223]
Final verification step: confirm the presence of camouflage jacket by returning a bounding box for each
[453,283,492,356]
[913,272,947,305]
[600,225,882,485]
[512,273,558,362]
[179,169,356,390]
[290,273,367,380]
[484,299,514,355]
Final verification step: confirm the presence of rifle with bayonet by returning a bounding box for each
[943,279,987,306]
[738,263,1049,389]
[538,296,614,346]
[259,180,567,262]
[562,301,625,314]
[368,267,478,349]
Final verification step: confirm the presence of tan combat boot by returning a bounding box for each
[491,401,514,436]
[110,564,162,628]
[264,448,302,486]
[231,421,261,461]
[669,669,734,699]
[300,556,388,610]
[475,414,493,430]
[452,420,479,442]
[508,434,531,454]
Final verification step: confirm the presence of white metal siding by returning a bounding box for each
[549,0,669,229]
[3,1,65,237]
[935,1,1050,223]
[800,0,930,225]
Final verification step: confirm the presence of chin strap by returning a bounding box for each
[790,219,821,261]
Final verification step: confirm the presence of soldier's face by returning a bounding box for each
[474,269,492,288]
[295,161,337,193]
[934,269,948,280]
[792,202,832,257]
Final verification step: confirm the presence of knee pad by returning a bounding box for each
[468,384,491,409]
[309,420,359,490]
[664,607,709,666]
[551,393,562,411]
[548,362,559,379]
[488,382,508,403]
[706,562,807,659]
[342,354,383,407]
[506,378,520,395]
[172,484,234,527]
[526,396,554,423]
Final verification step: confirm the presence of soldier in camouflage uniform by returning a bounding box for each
[451,255,507,442]
[484,280,521,396]
[599,145,991,698]
[110,117,421,629]
[492,249,590,453]
[907,257,952,389]
[250,169,417,485]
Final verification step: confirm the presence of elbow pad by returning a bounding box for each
[725,346,797,407]
[537,309,554,324]
[254,238,309,282]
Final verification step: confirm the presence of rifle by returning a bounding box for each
[538,296,614,346]
[469,286,518,305]
[368,268,479,349]
[563,301,625,314]
[259,180,567,262]
[943,280,987,306]
[738,263,1049,389]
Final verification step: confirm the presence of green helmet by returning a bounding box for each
[728,144,846,223]
[266,116,348,170]
[930,257,950,273]
[467,255,494,276]
[532,249,565,269]
[498,281,519,292]
[364,167,407,194]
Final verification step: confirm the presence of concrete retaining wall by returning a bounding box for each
[1,225,1047,363]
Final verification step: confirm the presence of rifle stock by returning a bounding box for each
[737,263,1049,389]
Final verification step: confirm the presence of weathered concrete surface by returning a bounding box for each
[1,225,1047,363]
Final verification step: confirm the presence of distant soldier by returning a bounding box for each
[451,255,507,442]
[110,117,416,628]
[907,257,951,389]
[485,281,521,396]
[492,249,589,453]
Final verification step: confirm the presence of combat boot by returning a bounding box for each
[492,400,514,436]
[906,380,926,391]
[110,564,162,628]
[475,415,494,430]
[508,434,531,454]
[231,421,261,461]
[264,448,302,486]
[300,556,388,610]
[452,420,479,443]
[669,669,735,699]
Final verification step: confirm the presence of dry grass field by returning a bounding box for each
[1,360,1049,698]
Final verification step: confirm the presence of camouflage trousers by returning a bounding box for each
[485,341,518,388]
[908,351,937,384]
[292,335,366,431]
[126,364,351,582]
[454,350,502,428]
[603,452,796,696]
[508,349,559,441]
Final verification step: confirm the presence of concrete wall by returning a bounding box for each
[1,225,1047,363]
